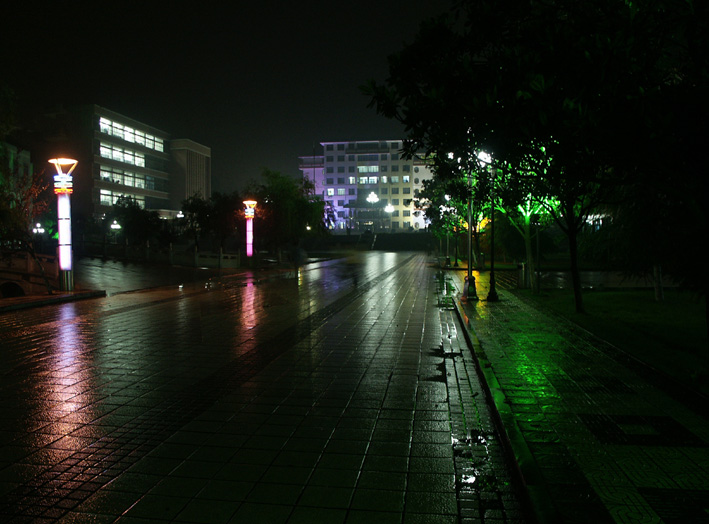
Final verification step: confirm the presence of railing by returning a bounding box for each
[0,251,59,295]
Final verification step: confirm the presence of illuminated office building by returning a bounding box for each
[299,140,433,233]
[41,105,210,219]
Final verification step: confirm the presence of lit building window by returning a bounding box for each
[100,189,112,206]
[357,165,379,173]
[403,175,410,183]
[348,177,356,184]
[99,117,164,153]
[99,142,145,167]
[327,188,335,196]
[337,188,346,195]
[368,176,378,184]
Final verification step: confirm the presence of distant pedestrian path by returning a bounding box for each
[74,257,238,295]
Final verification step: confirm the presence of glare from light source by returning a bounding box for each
[244,200,257,257]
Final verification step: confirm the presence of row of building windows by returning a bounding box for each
[99,166,169,192]
[326,198,414,207]
[326,187,414,196]
[99,118,164,152]
[331,220,416,230]
[325,153,402,162]
[325,175,415,185]
[100,189,146,208]
[100,142,146,167]
[326,164,412,174]
[325,142,401,151]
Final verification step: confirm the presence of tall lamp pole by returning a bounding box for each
[49,158,77,291]
[244,200,257,257]
[486,162,499,302]
[466,175,478,300]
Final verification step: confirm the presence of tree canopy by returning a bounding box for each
[365,0,709,311]
[244,169,326,253]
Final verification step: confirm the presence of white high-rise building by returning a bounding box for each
[299,140,433,233]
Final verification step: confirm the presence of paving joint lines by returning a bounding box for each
[504,287,709,419]
[434,271,531,523]
[0,254,419,522]
[450,270,709,524]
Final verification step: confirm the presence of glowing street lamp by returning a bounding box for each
[243,200,257,257]
[384,203,395,231]
[477,151,498,302]
[366,192,379,231]
[49,157,77,291]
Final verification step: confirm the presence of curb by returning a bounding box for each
[452,288,556,524]
[0,290,107,313]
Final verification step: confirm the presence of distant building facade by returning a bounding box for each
[171,139,211,210]
[39,105,210,219]
[1,141,33,179]
[299,140,433,233]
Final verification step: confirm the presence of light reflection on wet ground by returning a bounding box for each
[0,252,525,522]
[450,269,709,524]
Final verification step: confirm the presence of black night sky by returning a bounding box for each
[4,1,448,193]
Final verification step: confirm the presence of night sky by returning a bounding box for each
[4,1,449,193]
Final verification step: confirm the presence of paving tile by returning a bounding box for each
[350,488,406,512]
[451,268,709,524]
[0,254,525,523]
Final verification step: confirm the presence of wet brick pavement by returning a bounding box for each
[0,254,527,523]
[450,268,709,524]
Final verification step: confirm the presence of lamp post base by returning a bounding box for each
[464,275,479,301]
[59,270,74,292]
[486,271,499,301]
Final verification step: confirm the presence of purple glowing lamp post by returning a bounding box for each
[49,158,78,291]
[244,200,257,258]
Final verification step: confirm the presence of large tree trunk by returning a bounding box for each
[565,210,585,314]
[653,264,665,302]
[523,217,536,291]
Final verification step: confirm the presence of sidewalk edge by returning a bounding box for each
[453,296,557,524]
[0,290,107,313]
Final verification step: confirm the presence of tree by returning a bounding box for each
[0,153,53,293]
[364,0,700,312]
[105,196,160,246]
[245,169,325,256]
[416,159,487,268]
[181,194,210,250]
[207,191,242,252]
